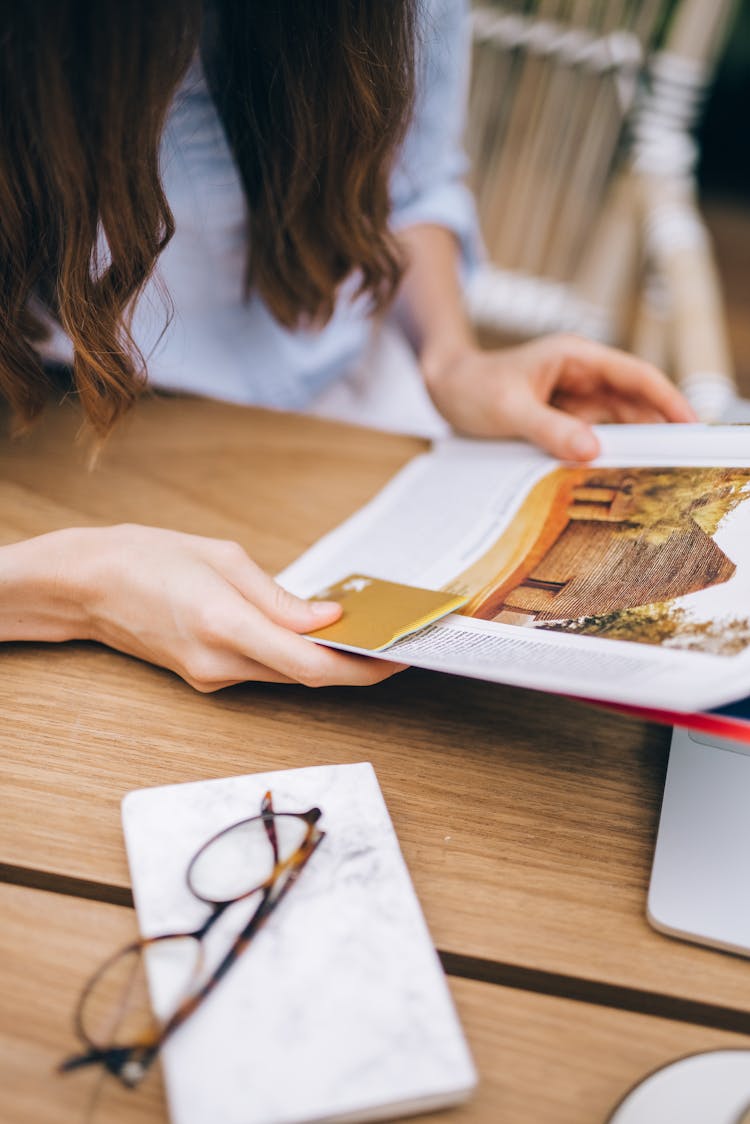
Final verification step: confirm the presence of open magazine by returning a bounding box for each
[279,425,750,732]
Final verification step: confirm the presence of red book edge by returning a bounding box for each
[575,697,750,744]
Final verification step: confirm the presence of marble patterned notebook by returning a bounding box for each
[122,762,477,1124]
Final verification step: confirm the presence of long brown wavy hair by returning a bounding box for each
[0,1,418,435]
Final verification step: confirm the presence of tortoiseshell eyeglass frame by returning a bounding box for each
[59,791,325,1089]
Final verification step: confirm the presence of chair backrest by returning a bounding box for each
[466,0,737,347]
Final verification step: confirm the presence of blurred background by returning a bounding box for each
[699,0,750,393]
[465,1,750,411]
[699,0,750,203]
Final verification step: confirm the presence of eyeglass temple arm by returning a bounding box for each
[58,1043,145,1080]
[158,829,325,1047]
[60,814,325,1083]
[261,791,280,864]
[57,878,274,1084]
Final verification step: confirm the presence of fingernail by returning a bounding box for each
[308,600,340,617]
[569,431,598,460]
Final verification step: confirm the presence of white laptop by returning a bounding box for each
[649,723,750,954]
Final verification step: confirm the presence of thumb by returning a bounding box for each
[267,582,343,634]
[217,553,343,633]
[516,399,600,461]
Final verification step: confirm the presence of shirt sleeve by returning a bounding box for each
[389,0,483,278]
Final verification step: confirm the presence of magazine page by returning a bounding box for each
[279,425,750,712]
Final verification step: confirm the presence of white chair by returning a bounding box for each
[466,0,739,419]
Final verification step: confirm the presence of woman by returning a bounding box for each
[0,0,694,691]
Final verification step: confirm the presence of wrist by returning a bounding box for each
[420,336,478,391]
[0,527,105,643]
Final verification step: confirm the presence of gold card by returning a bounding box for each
[307,574,467,652]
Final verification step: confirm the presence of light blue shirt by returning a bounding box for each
[47,1,480,408]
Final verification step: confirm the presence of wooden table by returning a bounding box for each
[3,395,750,1124]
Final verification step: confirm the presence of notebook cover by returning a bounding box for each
[121,762,477,1124]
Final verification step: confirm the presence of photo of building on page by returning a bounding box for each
[452,465,750,658]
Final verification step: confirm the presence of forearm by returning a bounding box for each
[397,223,477,386]
[0,529,94,642]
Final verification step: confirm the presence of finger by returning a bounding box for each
[182,662,298,692]
[553,390,664,425]
[560,339,697,422]
[202,541,343,633]
[510,396,601,461]
[303,646,407,687]
[219,596,407,686]
[181,604,406,687]
[552,390,621,424]
[608,398,666,425]
[224,657,404,690]
[183,659,399,693]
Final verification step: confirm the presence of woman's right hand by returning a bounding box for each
[0,524,402,692]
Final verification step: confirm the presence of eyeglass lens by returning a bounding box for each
[80,936,202,1052]
[188,813,311,902]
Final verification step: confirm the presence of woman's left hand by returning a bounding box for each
[422,333,697,461]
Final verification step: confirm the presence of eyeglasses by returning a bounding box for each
[60,791,325,1089]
